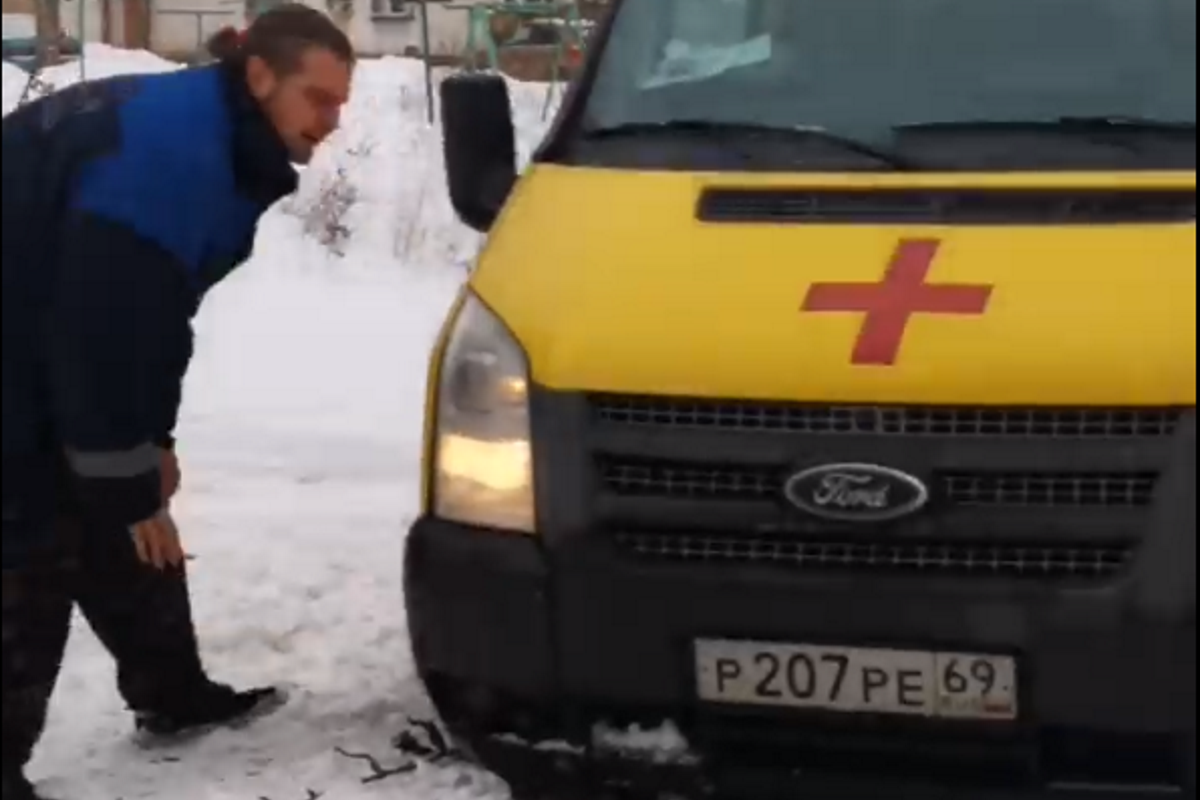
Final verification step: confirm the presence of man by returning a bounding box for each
[1,5,353,798]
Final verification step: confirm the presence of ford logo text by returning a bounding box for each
[784,464,929,523]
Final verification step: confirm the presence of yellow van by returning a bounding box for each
[404,0,1197,796]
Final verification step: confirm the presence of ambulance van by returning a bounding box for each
[404,0,1197,796]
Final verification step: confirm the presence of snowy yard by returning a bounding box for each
[3,46,557,800]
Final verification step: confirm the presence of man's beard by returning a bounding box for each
[288,140,315,165]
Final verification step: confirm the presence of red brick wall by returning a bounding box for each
[1,0,36,14]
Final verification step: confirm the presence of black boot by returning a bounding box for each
[1,768,46,800]
[134,682,284,739]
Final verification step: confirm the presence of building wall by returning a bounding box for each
[3,0,116,44]
[347,0,482,57]
[5,0,487,60]
[119,0,153,48]
[58,0,106,41]
[150,0,242,55]
[2,0,37,15]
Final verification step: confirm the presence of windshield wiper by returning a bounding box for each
[1057,116,1196,132]
[580,120,920,170]
[897,116,1196,135]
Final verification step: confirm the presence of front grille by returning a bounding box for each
[616,532,1134,580]
[943,471,1159,508]
[591,394,1183,439]
[601,459,1159,509]
[580,393,1180,581]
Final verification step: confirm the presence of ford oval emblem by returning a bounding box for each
[784,463,929,523]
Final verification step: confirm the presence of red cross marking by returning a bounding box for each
[801,239,994,366]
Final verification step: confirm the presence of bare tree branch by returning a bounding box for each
[259,790,323,800]
[395,717,460,763]
[334,746,417,784]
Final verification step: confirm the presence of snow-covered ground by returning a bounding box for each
[4,46,560,800]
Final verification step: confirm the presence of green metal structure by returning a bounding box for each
[444,0,588,118]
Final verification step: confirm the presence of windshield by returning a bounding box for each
[580,0,1196,169]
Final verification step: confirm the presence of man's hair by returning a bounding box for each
[205,26,242,61]
[204,4,354,74]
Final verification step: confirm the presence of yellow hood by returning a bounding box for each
[471,166,1196,407]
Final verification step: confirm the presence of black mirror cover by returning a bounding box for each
[440,73,519,233]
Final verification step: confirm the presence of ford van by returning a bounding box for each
[403,0,1197,796]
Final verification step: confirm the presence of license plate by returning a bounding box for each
[695,639,1018,721]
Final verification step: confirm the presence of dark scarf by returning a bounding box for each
[217,58,299,208]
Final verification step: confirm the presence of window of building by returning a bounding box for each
[371,0,413,20]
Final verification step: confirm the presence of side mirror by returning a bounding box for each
[440,73,518,233]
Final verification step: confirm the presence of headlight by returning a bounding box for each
[432,293,535,534]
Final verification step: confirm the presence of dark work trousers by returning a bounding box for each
[2,504,207,777]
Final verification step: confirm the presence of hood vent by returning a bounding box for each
[696,187,1197,225]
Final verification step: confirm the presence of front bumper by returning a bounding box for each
[404,514,1196,798]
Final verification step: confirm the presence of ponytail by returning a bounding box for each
[205,26,244,61]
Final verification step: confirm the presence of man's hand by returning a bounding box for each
[160,447,181,503]
[130,509,185,570]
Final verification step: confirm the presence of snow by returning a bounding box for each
[592,722,699,767]
[3,59,37,107]
[3,44,179,111]
[4,46,572,800]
